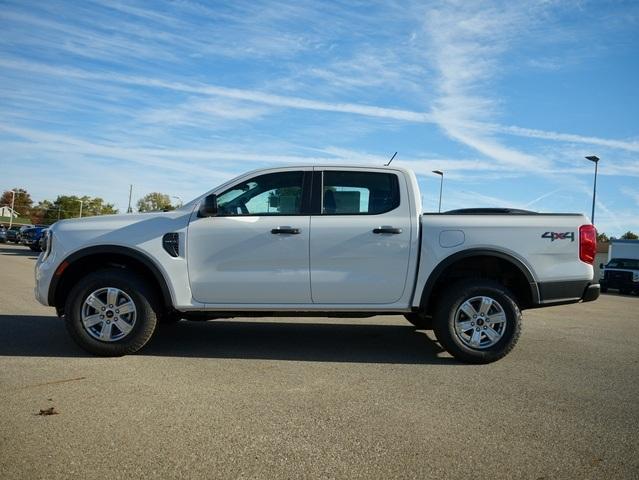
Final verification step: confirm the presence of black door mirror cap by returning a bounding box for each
[198,194,218,217]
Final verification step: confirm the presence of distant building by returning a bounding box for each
[0,206,18,218]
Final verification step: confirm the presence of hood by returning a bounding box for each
[51,209,193,252]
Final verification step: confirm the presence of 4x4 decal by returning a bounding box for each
[542,231,575,242]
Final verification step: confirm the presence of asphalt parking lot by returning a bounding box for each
[0,242,637,479]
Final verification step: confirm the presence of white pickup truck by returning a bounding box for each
[35,165,599,363]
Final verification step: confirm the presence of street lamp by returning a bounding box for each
[585,156,599,224]
[78,199,84,219]
[432,170,444,213]
[8,190,16,228]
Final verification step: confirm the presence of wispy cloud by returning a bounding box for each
[1,57,637,155]
[1,1,637,234]
[422,2,555,168]
[621,187,639,206]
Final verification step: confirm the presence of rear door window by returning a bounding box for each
[321,171,400,215]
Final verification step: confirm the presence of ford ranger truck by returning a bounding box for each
[34,166,599,363]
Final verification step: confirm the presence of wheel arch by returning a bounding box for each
[49,245,173,313]
[420,249,539,313]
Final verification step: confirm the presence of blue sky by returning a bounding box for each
[1,0,637,236]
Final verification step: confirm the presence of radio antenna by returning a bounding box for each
[385,151,398,166]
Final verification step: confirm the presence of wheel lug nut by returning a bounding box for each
[101,307,105,311]
[471,322,474,326]
[115,310,119,313]
[473,314,477,318]
[109,304,113,308]
[100,315,104,319]
[476,327,480,331]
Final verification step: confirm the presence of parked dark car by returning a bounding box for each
[18,225,34,243]
[38,228,49,251]
[5,226,22,243]
[21,225,47,251]
[0,226,6,243]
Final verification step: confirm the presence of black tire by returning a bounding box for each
[432,279,522,364]
[404,312,433,330]
[620,289,630,295]
[64,268,160,356]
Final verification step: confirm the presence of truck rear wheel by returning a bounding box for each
[432,279,522,364]
[64,269,159,356]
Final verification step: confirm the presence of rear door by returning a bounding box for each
[309,168,412,304]
[187,169,312,304]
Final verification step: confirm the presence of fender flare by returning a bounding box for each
[419,248,540,308]
[48,244,173,307]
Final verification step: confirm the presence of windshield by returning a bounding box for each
[607,259,639,269]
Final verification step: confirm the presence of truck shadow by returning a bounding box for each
[0,315,457,365]
[0,245,38,258]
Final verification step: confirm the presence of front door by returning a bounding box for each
[310,169,413,304]
[188,169,312,304]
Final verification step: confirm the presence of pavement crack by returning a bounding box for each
[20,376,86,390]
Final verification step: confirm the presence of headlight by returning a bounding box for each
[41,231,52,259]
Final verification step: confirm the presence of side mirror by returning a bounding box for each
[198,194,218,217]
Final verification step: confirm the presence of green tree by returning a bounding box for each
[0,188,33,216]
[33,196,118,224]
[137,192,175,212]
[597,232,609,243]
[621,231,638,240]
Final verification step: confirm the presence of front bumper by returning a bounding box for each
[600,279,639,291]
[34,251,58,306]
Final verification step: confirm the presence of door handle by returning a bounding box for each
[373,227,402,234]
[271,226,301,234]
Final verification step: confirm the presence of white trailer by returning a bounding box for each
[608,239,639,262]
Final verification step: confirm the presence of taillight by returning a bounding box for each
[579,224,597,264]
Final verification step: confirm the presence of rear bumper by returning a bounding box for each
[581,284,600,302]
[534,280,599,307]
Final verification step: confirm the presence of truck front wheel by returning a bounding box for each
[432,280,522,364]
[64,269,159,356]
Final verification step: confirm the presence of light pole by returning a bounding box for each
[78,199,84,218]
[127,184,133,213]
[433,170,444,213]
[8,190,16,228]
[585,155,599,224]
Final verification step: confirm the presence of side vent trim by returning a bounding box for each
[162,233,179,257]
